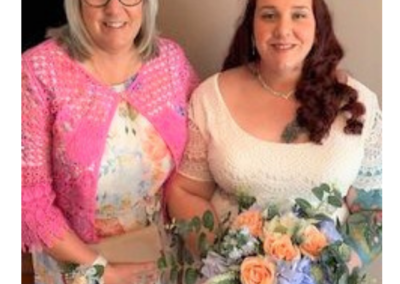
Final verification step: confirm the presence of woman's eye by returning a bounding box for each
[261,12,276,20]
[292,12,307,20]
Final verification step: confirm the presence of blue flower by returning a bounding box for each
[277,258,316,284]
[201,251,229,278]
[318,220,343,243]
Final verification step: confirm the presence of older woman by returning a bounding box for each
[167,0,381,276]
[21,0,198,283]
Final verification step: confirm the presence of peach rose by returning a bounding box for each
[263,233,300,261]
[299,225,328,259]
[232,211,263,237]
[240,257,275,284]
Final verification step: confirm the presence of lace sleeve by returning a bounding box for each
[352,109,382,192]
[178,119,213,182]
[22,58,69,251]
[344,98,382,267]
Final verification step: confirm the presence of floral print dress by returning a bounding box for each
[32,79,174,284]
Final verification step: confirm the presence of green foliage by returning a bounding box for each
[203,210,215,232]
[295,198,313,217]
[198,232,209,257]
[312,186,325,201]
[184,267,199,284]
[158,210,218,284]
[320,242,350,284]
[295,183,345,218]
[159,183,373,284]
[328,195,343,208]
[236,191,256,212]
[191,216,202,233]
[310,265,324,284]
[169,267,179,283]
[266,203,279,220]
[157,255,167,270]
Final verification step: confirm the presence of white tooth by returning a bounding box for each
[275,44,292,50]
[106,22,124,28]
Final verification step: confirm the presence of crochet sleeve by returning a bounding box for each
[22,58,69,251]
[178,88,214,182]
[344,94,382,267]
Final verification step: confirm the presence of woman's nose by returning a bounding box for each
[103,0,124,14]
[274,17,293,39]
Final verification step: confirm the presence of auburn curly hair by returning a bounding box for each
[222,0,365,143]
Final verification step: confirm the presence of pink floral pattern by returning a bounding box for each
[33,99,173,284]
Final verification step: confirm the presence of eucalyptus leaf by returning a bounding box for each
[312,186,325,201]
[295,198,313,216]
[237,193,257,211]
[190,216,202,233]
[168,254,177,268]
[157,255,167,269]
[93,264,105,277]
[182,247,194,265]
[295,198,312,209]
[313,213,330,221]
[170,267,179,283]
[320,183,331,193]
[202,210,214,231]
[332,188,342,199]
[198,232,209,256]
[184,267,199,284]
[327,196,343,208]
[267,204,279,220]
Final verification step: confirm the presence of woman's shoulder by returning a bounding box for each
[191,66,248,100]
[22,39,65,62]
[156,37,188,59]
[346,75,380,112]
[219,66,249,85]
[190,73,220,101]
[336,70,380,112]
[344,75,381,138]
[22,39,72,78]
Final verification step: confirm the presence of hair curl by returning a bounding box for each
[222,0,365,143]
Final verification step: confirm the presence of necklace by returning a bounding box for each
[256,70,295,100]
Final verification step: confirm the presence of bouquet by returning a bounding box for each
[159,184,368,284]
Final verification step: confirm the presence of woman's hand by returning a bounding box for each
[346,249,362,274]
[103,261,158,284]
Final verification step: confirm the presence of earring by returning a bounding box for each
[251,37,256,57]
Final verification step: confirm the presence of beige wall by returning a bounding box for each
[326,0,382,102]
[158,1,382,282]
[158,0,244,80]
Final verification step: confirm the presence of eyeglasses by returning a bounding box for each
[83,0,143,8]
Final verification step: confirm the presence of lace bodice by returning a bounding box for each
[179,74,382,219]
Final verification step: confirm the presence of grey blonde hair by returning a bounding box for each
[48,0,159,61]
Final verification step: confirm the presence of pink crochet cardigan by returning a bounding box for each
[21,38,198,251]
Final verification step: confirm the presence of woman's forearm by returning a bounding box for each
[168,185,218,254]
[45,229,99,265]
[345,187,382,266]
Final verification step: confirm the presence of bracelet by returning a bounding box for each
[64,255,108,284]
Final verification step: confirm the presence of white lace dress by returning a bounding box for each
[178,74,382,221]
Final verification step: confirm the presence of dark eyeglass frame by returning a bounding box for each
[83,0,143,8]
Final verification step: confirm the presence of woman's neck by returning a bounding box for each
[257,62,301,92]
[86,48,142,86]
